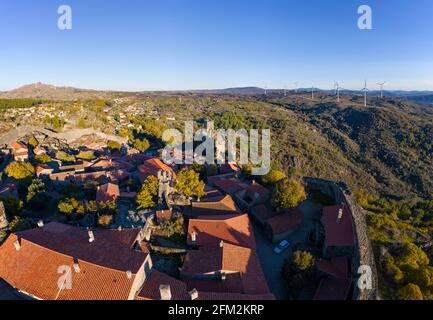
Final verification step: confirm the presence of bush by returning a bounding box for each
[261,169,286,186]
[397,283,423,300]
[98,215,113,228]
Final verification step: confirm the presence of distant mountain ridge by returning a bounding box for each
[1,83,433,104]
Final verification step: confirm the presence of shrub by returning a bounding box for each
[397,283,423,300]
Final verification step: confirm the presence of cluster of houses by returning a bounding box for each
[0,136,358,301]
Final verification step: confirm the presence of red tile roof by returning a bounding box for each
[181,243,270,295]
[322,205,355,247]
[138,158,176,180]
[191,195,241,216]
[0,223,148,300]
[185,273,244,294]
[266,210,303,236]
[213,178,248,195]
[317,257,349,280]
[196,291,276,300]
[187,214,256,249]
[156,209,174,223]
[137,270,189,300]
[10,141,27,151]
[96,183,120,203]
[313,277,352,300]
[250,204,279,221]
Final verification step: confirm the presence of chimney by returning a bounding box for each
[88,230,95,243]
[126,270,132,279]
[159,285,172,300]
[13,239,21,251]
[336,208,344,224]
[73,262,81,273]
[37,220,44,228]
[189,289,199,301]
[219,240,224,248]
[191,231,197,243]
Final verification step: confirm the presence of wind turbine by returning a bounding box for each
[362,80,369,107]
[264,85,268,96]
[311,84,315,100]
[334,81,338,95]
[377,82,386,98]
[293,82,299,93]
[284,85,287,97]
[336,82,342,103]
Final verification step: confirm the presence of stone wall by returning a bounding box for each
[304,177,379,300]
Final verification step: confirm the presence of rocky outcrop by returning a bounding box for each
[0,126,127,146]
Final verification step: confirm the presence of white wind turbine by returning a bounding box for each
[284,85,287,97]
[334,81,338,94]
[362,80,369,107]
[293,82,299,93]
[311,84,315,100]
[336,82,342,103]
[377,82,386,98]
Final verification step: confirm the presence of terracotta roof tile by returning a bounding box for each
[138,158,176,180]
[96,183,120,203]
[0,223,148,300]
[191,195,241,216]
[266,210,303,236]
[187,214,256,249]
[323,205,355,247]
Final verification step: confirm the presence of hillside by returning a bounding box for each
[0,83,124,101]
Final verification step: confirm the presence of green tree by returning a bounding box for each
[131,138,150,152]
[136,176,159,209]
[26,179,46,202]
[272,179,307,212]
[5,162,35,180]
[58,199,75,215]
[56,151,76,163]
[77,151,96,160]
[397,283,424,300]
[35,154,52,164]
[108,140,121,152]
[28,136,39,148]
[175,168,206,199]
[290,251,314,272]
[0,196,23,217]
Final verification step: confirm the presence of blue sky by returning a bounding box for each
[1,0,433,91]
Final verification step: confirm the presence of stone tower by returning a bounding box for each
[157,170,173,205]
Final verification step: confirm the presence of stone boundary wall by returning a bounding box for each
[0,126,127,146]
[304,177,379,300]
